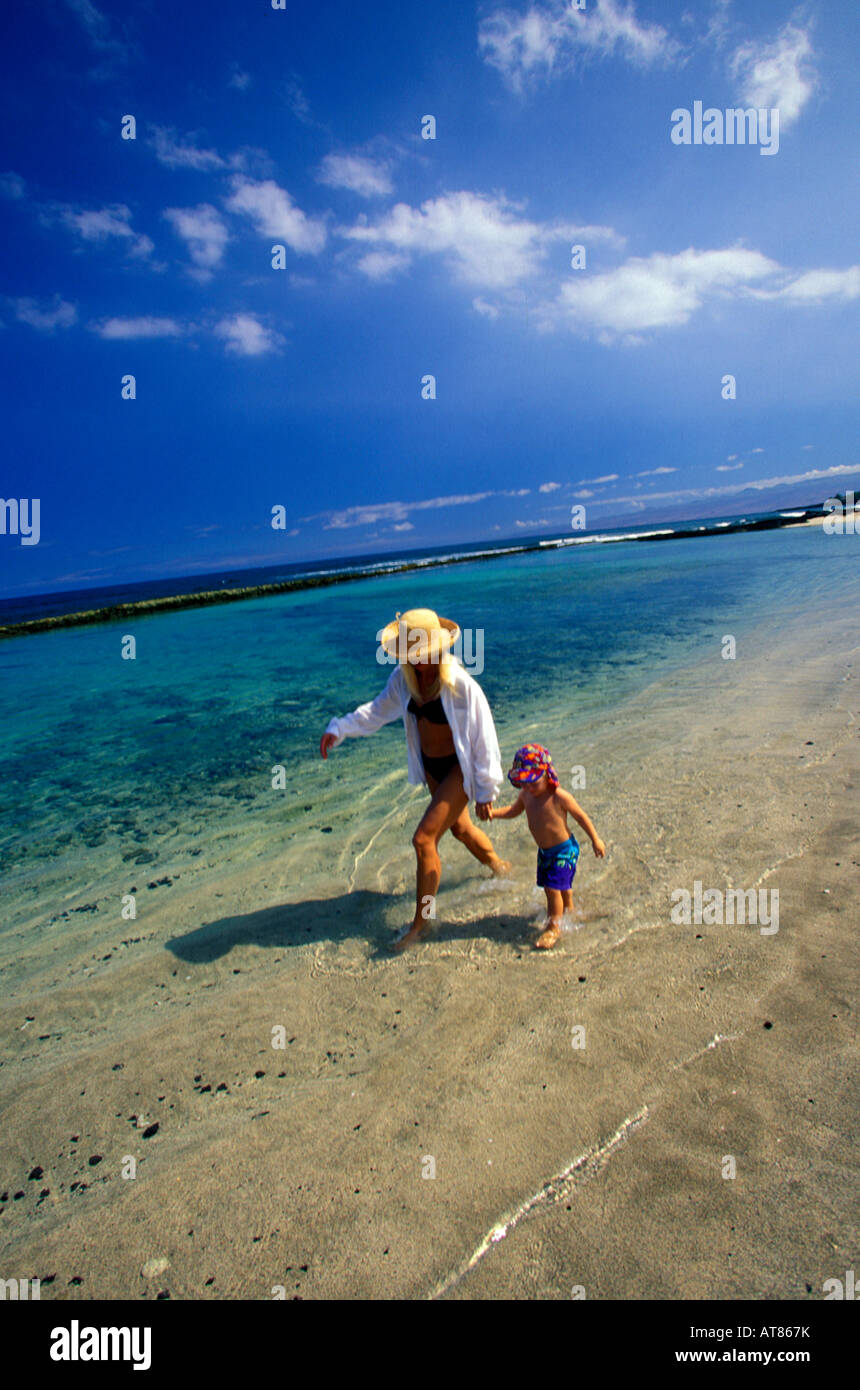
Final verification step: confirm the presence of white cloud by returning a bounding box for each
[226,176,327,255]
[479,0,680,91]
[341,190,618,290]
[356,250,410,280]
[698,0,732,51]
[15,297,77,331]
[751,447,764,454]
[726,453,738,461]
[0,171,26,200]
[229,67,251,91]
[91,316,185,339]
[547,245,860,341]
[152,127,230,172]
[64,0,131,75]
[284,77,318,128]
[66,0,110,41]
[587,465,860,509]
[317,153,393,198]
[472,297,501,319]
[635,466,675,476]
[214,314,283,356]
[748,267,860,303]
[64,205,129,238]
[65,0,123,48]
[61,203,153,259]
[304,491,498,530]
[163,203,229,278]
[716,462,744,472]
[553,245,780,337]
[539,481,561,492]
[391,522,414,532]
[577,473,618,485]
[730,23,817,128]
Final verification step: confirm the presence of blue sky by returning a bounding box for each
[1,0,858,597]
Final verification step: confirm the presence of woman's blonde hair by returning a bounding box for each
[401,655,458,701]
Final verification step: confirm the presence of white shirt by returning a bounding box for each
[325,659,503,804]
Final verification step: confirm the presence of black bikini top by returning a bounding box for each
[407,694,449,725]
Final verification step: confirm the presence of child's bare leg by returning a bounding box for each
[450,808,511,875]
[562,889,574,915]
[395,767,469,952]
[536,889,563,949]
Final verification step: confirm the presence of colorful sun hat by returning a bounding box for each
[508,743,559,788]
[378,608,460,663]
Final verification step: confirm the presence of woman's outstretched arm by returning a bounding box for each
[320,667,404,756]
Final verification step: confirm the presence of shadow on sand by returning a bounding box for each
[166,888,534,964]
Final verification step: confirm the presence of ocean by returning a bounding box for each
[0,519,855,951]
[0,507,826,632]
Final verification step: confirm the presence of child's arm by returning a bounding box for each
[557,789,605,856]
[487,793,525,821]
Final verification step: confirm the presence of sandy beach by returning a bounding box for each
[1,582,857,1301]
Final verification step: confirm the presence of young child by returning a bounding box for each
[490,743,605,949]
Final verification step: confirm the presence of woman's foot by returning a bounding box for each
[488,854,512,877]
[393,921,433,953]
[535,920,561,949]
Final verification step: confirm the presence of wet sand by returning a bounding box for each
[1,597,857,1300]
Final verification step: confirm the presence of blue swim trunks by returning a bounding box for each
[536,837,580,891]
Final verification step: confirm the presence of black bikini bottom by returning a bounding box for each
[421,750,460,783]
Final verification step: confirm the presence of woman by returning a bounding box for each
[320,607,510,950]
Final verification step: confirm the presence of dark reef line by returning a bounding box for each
[0,510,822,640]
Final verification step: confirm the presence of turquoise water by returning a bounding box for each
[0,525,856,932]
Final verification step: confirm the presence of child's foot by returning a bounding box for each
[393,921,433,953]
[535,921,561,949]
[488,854,512,877]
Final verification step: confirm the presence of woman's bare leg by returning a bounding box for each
[450,808,511,875]
[394,765,469,952]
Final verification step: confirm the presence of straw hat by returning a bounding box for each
[379,608,460,663]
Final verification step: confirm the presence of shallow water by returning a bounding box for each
[0,524,856,961]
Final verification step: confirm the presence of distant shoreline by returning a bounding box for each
[0,508,825,640]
